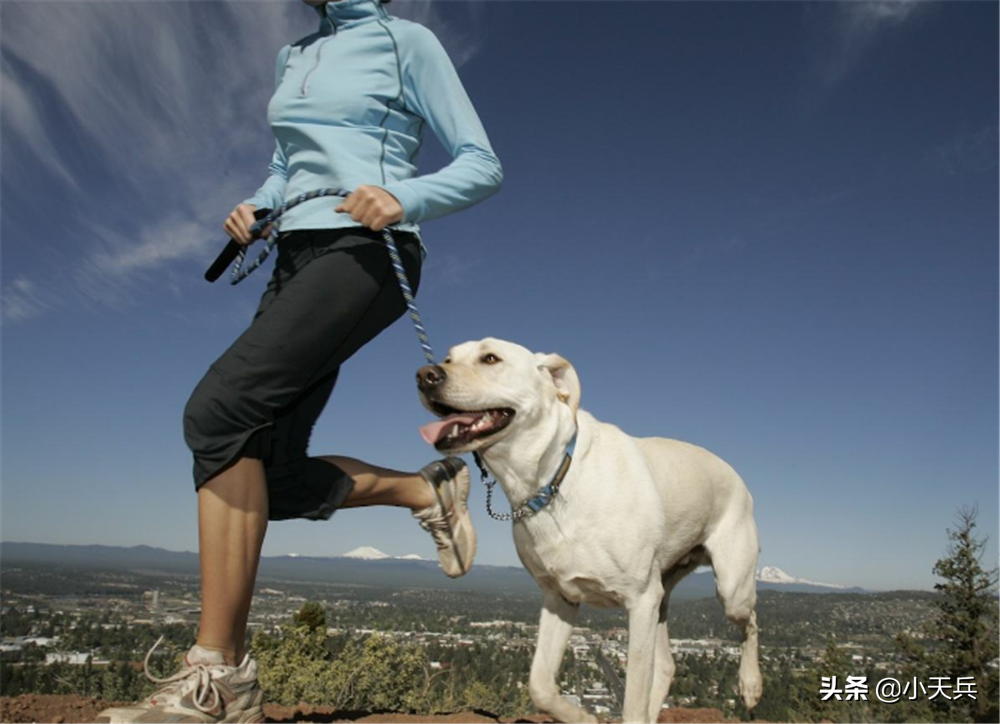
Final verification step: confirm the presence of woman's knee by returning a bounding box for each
[183,374,220,451]
[183,371,264,456]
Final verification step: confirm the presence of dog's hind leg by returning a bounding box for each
[529,590,596,723]
[706,517,762,712]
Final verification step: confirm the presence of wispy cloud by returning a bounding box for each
[423,251,486,289]
[393,0,486,67]
[1,67,81,192]
[928,125,999,176]
[2,1,490,325]
[1,276,55,325]
[1,1,306,321]
[72,214,222,309]
[806,0,928,90]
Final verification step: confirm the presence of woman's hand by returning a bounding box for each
[224,204,272,246]
[336,185,404,231]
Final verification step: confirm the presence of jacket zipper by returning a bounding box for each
[301,36,332,95]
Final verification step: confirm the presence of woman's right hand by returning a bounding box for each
[224,204,271,246]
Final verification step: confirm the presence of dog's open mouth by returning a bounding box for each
[419,403,515,449]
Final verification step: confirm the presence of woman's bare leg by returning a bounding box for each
[321,456,435,510]
[196,457,269,666]
[194,456,444,667]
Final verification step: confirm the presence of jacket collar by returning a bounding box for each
[314,0,388,32]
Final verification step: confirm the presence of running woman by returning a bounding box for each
[98,1,501,721]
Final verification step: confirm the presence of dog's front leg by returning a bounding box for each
[528,590,597,723]
[622,585,663,723]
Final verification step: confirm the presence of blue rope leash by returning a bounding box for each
[230,188,436,365]
[225,190,569,524]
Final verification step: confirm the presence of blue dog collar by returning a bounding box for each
[523,432,577,513]
[474,430,578,521]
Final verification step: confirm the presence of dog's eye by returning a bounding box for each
[480,353,501,365]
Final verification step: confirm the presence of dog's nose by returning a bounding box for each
[417,364,447,391]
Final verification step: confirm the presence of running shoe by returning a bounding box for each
[414,457,476,577]
[96,636,264,723]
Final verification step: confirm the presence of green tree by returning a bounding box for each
[751,658,798,723]
[250,622,333,707]
[251,619,429,713]
[459,679,504,714]
[326,634,426,712]
[891,632,937,723]
[294,601,327,631]
[929,505,999,722]
[895,505,999,723]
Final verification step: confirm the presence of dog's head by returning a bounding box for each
[416,338,580,454]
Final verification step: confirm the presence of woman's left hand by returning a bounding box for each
[336,185,404,231]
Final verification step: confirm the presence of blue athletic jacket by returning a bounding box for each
[242,0,503,236]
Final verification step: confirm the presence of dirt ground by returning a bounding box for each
[0,695,735,723]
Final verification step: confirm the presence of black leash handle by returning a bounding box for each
[204,207,272,283]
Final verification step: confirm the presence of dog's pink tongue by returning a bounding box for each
[419,413,480,445]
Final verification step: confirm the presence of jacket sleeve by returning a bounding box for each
[381,25,503,224]
[241,45,292,211]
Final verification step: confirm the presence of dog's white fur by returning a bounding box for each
[419,338,762,723]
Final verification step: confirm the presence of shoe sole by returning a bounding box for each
[96,702,264,723]
[435,459,476,577]
[451,462,476,577]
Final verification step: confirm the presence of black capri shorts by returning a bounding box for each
[183,227,422,521]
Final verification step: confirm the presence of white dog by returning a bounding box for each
[417,338,762,723]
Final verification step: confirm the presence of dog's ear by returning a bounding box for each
[535,353,581,415]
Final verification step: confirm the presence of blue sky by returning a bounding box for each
[2,0,997,592]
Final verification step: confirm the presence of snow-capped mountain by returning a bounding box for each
[341,546,391,560]
[758,565,846,590]
[339,547,428,562]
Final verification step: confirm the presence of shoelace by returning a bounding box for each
[142,635,225,715]
[417,509,453,550]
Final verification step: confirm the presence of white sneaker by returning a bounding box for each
[414,457,477,577]
[96,636,264,723]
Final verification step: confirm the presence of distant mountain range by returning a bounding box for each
[0,542,867,598]
[337,546,428,561]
